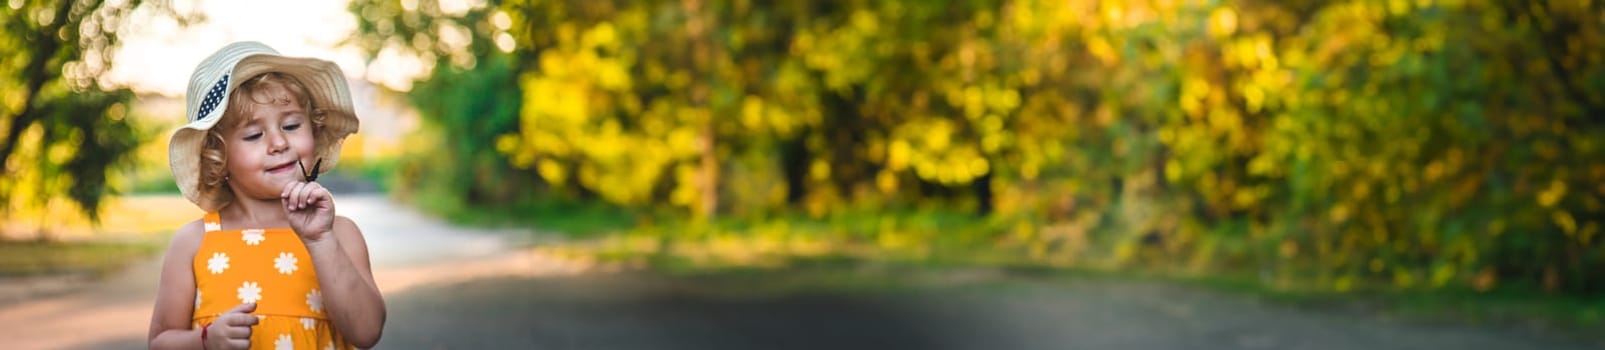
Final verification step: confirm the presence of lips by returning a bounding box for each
[266,161,297,174]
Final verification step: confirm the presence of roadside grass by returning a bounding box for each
[433,200,1605,338]
[1154,269,1605,341]
[0,240,164,277]
[0,195,197,277]
[125,172,180,194]
[410,186,636,237]
[642,253,1605,341]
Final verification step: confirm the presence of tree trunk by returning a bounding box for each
[698,122,719,218]
[973,169,994,217]
[781,137,808,204]
[683,0,719,218]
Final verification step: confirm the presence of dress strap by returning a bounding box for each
[202,212,222,233]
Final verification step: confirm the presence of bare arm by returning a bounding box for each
[303,216,386,348]
[283,180,386,348]
[149,220,204,350]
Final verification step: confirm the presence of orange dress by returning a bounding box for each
[191,212,353,350]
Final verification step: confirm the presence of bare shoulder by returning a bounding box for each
[334,215,363,235]
[166,219,207,255]
[331,215,375,271]
[333,215,369,247]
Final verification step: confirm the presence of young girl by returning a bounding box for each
[148,42,385,350]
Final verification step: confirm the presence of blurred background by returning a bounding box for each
[1,0,1603,349]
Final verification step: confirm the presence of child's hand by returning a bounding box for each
[281,180,335,242]
[205,303,259,350]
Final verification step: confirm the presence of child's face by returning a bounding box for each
[222,97,317,200]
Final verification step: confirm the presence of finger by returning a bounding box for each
[221,313,248,327]
[222,324,253,339]
[222,312,259,327]
[226,338,250,350]
[307,183,330,206]
[281,181,299,199]
[284,182,306,211]
[283,182,299,210]
[226,302,257,314]
[292,182,313,210]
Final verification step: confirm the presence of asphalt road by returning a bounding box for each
[377,268,1604,350]
[1,195,1599,350]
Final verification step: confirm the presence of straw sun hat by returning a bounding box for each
[168,41,359,211]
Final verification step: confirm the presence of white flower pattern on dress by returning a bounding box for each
[199,215,348,349]
[306,289,323,314]
[237,281,262,304]
[275,252,299,274]
[275,333,294,350]
[242,229,266,245]
[207,252,230,274]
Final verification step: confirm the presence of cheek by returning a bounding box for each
[224,144,261,170]
[293,133,317,153]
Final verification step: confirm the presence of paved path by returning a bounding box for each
[0,195,1600,349]
[0,195,561,349]
[373,270,1603,350]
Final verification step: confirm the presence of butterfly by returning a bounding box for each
[298,158,322,182]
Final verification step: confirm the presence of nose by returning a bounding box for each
[266,130,289,155]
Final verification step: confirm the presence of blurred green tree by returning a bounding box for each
[349,0,1605,294]
[0,0,170,223]
[347,0,544,215]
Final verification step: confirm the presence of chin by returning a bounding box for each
[252,176,292,192]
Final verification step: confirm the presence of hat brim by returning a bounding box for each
[169,53,359,212]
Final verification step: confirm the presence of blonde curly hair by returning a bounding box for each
[195,72,337,208]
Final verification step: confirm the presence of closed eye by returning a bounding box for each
[244,132,263,141]
[284,123,301,131]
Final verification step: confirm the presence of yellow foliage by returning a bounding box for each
[810,160,831,181]
[1537,180,1566,207]
[364,0,1605,293]
[887,140,912,171]
[741,96,764,130]
[536,159,566,184]
[1334,275,1354,292]
[1329,203,1351,224]
[670,165,699,207]
[876,171,898,194]
[1208,7,1238,38]
[1552,210,1577,238]
[1086,35,1118,65]
[1428,263,1455,287]
[1393,268,1416,288]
